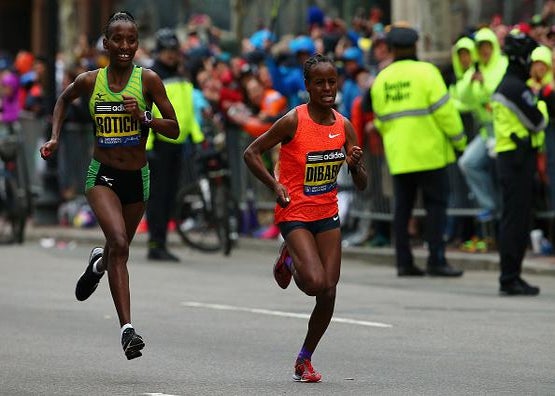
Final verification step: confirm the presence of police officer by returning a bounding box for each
[492,31,546,295]
[370,26,466,277]
[146,28,204,261]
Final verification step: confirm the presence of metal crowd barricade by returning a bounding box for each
[229,125,536,247]
[348,151,510,249]
[348,154,487,237]
[229,124,555,252]
[17,111,47,194]
[225,126,275,234]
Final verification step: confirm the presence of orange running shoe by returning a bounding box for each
[293,359,322,382]
[273,242,293,289]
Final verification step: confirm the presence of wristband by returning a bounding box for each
[543,84,553,98]
[141,110,153,126]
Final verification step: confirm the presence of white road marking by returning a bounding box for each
[181,301,392,328]
[143,393,181,396]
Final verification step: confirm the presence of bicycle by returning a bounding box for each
[173,122,237,256]
[0,123,32,244]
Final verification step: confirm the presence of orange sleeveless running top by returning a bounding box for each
[274,104,346,223]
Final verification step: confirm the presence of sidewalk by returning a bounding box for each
[24,224,555,276]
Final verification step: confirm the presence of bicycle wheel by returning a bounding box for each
[0,169,25,244]
[212,180,232,256]
[9,176,26,245]
[175,179,221,252]
[12,145,31,243]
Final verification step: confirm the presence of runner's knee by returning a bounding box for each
[106,233,130,264]
[317,286,336,302]
[301,272,327,296]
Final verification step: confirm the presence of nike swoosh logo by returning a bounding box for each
[329,133,340,138]
[100,176,114,187]
[333,215,339,221]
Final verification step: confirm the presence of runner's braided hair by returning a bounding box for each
[104,11,137,37]
[303,54,334,81]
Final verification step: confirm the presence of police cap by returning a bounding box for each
[503,30,538,68]
[386,27,419,48]
[155,28,180,52]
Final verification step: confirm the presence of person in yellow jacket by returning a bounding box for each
[146,28,204,261]
[370,26,466,277]
[528,45,555,214]
[491,31,547,295]
[444,36,479,248]
[528,45,553,90]
[449,36,478,117]
[457,28,508,222]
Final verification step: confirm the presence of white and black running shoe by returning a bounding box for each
[75,247,104,301]
[121,327,145,360]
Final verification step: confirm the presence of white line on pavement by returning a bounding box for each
[143,393,181,396]
[181,301,393,328]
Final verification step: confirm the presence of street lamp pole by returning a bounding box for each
[34,0,61,225]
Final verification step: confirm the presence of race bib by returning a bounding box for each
[94,101,141,147]
[303,149,345,196]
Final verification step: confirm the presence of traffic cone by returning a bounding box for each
[136,216,148,233]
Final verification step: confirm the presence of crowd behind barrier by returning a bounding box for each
[3,4,555,254]
[17,111,47,193]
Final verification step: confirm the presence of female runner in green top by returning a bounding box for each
[40,11,179,360]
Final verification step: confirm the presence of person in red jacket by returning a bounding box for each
[348,68,391,247]
[227,76,288,138]
[228,76,289,238]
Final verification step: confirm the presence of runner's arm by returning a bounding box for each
[141,69,179,139]
[40,70,95,159]
[243,109,297,207]
[344,118,367,191]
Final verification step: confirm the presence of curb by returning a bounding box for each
[24,226,555,276]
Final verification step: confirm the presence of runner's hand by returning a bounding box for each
[40,139,58,160]
[274,183,290,208]
[122,94,141,120]
[346,145,363,169]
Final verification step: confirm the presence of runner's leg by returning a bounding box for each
[286,228,325,295]
[286,227,341,353]
[87,186,145,326]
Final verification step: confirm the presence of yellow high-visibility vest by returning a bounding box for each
[371,59,466,175]
[146,78,204,150]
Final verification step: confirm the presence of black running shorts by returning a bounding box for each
[85,159,150,204]
[278,213,340,238]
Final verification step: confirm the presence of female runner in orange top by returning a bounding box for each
[244,54,367,382]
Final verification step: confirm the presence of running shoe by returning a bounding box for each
[475,239,488,253]
[121,327,145,360]
[273,242,293,289]
[460,236,481,253]
[293,359,322,383]
[75,247,104,301]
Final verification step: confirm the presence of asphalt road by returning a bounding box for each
[1,242,554,395]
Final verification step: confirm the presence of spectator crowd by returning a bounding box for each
[2,2,555,259]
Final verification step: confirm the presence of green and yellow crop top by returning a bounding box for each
[89,66,149,147]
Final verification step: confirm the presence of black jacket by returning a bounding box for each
[492,64,546,133]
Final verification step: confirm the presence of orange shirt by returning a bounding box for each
[350,95,368,149]
[350,95,384,155]
[242,89,288,137]
[274,104,346,223]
